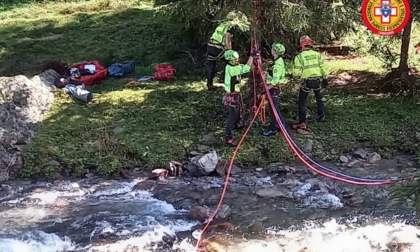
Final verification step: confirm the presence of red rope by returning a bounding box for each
[195,95,266,251]
[254,56,395,185]
[194,0,417,249]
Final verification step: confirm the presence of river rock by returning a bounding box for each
[189,151,199,156]
[151,169,168,179]
[256,187,289,198]
[201,133,216,144]
[164,160,183,177]
[215,204,232,219]
[215,160,241,176]
[197,145,210,152]
[0,71,57,181]
[197,151,218,175]
[133,180,155,191]
[189,205,210,222]
[302,139,314,152]
[367,152,381,164]
[347,159,360,168]
[353,148,368,159]
[339,155,349,163]
[247,220,264,232]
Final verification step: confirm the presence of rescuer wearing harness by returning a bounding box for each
[292,35,328,130]
[207,18,234,91]
[262,42,288,137]
[223,49,257,147]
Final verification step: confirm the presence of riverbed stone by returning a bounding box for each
[189,205,210,222]
[256,187,288,198]
[367,152,381,164]
[340,155,349,163]
[133,180,155,191]
[201,133,216,144]
[0,72,56,181]
[197,151,218,175]
[354,148,368,159]
[215,204,232,219]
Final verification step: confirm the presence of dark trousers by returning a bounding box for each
[207,45,225,88]
[225,94,241,141]
[298,78,325,123]
[268,87,281,130]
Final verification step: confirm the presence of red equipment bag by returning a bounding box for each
[153,64,175,81]
[70,60,108,86]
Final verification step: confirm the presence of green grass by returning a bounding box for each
[0,0,190,76]
[1,0,419,179]
[325,56,387,75]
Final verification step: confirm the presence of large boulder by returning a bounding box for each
[0,69,58,181]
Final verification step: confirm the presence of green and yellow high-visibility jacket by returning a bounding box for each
[209,23,232,49]
[266,57,287,86]
[293,49,328,80]
[224,63,251,93]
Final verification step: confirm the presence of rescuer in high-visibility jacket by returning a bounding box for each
[223,49,257,147]
[292,35,328,130]
[207,21,233,91]
[262,42,288,137]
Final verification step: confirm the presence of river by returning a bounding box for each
[0,159,419,252]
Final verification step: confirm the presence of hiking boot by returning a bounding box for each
[208,85,218,91]
[225,139,237,147]
[317,114,326,122]
[262,129,278,137]
[292,122,307,130]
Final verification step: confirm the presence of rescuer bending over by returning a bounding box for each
[206,15,234,91]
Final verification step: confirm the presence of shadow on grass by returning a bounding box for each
[21,81,226,179]
[20,75,420,180]
[327,70,389,94]
[0,6,195,77]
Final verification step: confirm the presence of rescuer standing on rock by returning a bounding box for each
[292,35,328,130]
[206,15,234,91]
[262,42,288,137]
[223,49,257,147]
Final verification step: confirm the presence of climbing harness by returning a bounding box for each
[194,1,417,250]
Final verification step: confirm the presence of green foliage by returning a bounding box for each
[1,0,419,181]
[390,175,420,211]
[159,0,360,54]
[341,23,420,71]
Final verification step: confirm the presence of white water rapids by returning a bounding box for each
[0,179,419,252]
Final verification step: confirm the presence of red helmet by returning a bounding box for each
[299,35,313,48]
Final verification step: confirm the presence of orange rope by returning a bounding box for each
[195,95,266,251]
[259,94,267,124]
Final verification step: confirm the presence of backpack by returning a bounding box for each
[107,61,135,77]
[153,64,175,81]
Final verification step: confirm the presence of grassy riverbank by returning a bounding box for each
[0,0,419,179]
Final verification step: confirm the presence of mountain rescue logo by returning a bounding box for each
[362,0,411,36]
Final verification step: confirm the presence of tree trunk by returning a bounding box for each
[397,15,413,75]
[245,0,264,119]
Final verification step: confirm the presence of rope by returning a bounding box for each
[194,95,266,251]
[253,55,417,185]
[194,0,417,250]
[260,94,267,124]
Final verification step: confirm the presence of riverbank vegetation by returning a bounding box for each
[0,0,419,189]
